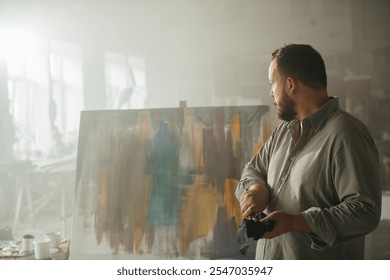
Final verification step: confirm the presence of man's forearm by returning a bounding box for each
[292,213,312,233]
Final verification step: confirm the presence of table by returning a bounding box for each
[0,240,70,260]
[12,156,76,237]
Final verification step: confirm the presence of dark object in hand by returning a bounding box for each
[245,216,276,240]
[236,213,276,256]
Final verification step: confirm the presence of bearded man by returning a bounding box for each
[235,44,382,259]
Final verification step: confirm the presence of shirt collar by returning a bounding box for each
[307,96,339,132]
[287,96,339,132]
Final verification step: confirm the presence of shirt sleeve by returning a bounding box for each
[302,130,382,249]
[235,129,274,200]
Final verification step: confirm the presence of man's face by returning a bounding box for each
[268,60,296,121]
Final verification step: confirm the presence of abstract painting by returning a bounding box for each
[70,105,270,259]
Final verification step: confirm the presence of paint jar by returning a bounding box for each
[22,234,34,255]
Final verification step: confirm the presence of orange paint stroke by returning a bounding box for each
[178,175,223,253]
[224,179,242,228]
[230,113,241,157]
[252,112,271,155]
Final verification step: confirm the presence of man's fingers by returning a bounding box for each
[240,193,250,210]
[239,192,248,205]
[242,204,256,219]
[240,199,249,212]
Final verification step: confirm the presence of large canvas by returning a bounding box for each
[70,105,270,259]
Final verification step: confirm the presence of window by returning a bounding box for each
[2,27,83,159]
[49,40,83,157]
[105,51,147,109]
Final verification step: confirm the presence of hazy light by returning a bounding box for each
[0,25,44,60]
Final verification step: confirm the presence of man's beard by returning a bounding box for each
[276,93,296,121]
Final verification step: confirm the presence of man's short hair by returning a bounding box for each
[271,44,327,89]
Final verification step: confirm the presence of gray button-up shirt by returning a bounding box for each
[235,97,382,259]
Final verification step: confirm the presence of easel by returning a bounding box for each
[12,157,75,238]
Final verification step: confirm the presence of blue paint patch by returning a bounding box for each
[148,120,181,226]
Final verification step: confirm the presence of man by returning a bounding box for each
[235,44,382,259]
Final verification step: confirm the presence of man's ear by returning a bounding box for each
[286,77,296,96]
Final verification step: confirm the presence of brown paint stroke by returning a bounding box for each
[95,112,153,254]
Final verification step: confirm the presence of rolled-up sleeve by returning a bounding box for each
[302,131,382,249]
[235,133,273,200]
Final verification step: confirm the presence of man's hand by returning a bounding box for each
[260,211,313,239]
[239,183,269,219]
